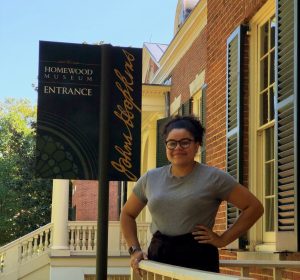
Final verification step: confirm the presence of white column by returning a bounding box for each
[51,179,70,255]
[147,122,157,170]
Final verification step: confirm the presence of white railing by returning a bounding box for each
[0,220,150,276]
[19,224,52,262]
[133,260,254,280]
[2,221,298,280]
[68,221,96,253]
[130,259,300,280]
[0,223,52,275]
[68,221,150,256]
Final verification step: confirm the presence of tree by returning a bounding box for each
[0,98,52,246]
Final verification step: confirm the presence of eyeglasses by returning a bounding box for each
[165,138,194,150]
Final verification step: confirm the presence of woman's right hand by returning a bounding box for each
[130,250,148,277]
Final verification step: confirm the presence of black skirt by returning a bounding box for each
[148,231,219,273]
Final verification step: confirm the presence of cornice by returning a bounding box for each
[142,84,171,96]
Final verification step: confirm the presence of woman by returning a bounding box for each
[120,115,263,276]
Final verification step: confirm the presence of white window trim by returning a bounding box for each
[248,0,275,252]
[189,72,206,163]
[189,70,205,98]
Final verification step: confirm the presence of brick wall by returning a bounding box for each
[206,0,267,170]
[145,59,159,83]
[205,0,262,277]
[170,26,207,103]
[205,1,300,279]
[72,180,119,221]
[169,0,300,279]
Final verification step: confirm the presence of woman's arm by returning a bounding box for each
[120,193,147,276]
[120,192,146,248]
[193,184,264,248]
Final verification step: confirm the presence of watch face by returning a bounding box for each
[129,246,140,255]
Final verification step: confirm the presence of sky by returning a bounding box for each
[0,0,177,105]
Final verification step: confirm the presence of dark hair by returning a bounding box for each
[163,115,205,145]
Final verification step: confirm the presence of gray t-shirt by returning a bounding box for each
[133,162,238,236]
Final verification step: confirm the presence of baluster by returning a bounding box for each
[21,241,28,261]
[82,226,87,251]
[0,252,4,273]
[75,226,80,251]
[138,226,145,250]
[33,235,39,255]
[145,226,148,248]
[142,226,147,248]
[140,227,145,249]
[88,225,92,251]
[150,272,155,280]
[92,226,96,250]
[45,229,50,249]
[70,226,75,250]
[27,238,33,259]
[38,231,44,253]
[18,243,22,262]
[94,226,97,252]
[120,231,127,254]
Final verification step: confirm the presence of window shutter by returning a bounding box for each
[156,117,171,167]
[200,85,207,164]
[225,26,245,249]
[275,0,298,251]
[180,99,192,116]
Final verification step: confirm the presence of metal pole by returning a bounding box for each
[96,44,112,280]
[96,177,109,280]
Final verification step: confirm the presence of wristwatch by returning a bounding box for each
[128,245,141,255]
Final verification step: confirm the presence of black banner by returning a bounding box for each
[108,47,142,181]
[36,41,141,181]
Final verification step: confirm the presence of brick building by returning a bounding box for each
[140,0,299,279]
[71,0,299,278]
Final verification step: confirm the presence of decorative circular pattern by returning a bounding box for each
[36,111,98,179]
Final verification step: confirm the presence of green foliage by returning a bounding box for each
[0,98,52,246]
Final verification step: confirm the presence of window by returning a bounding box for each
[163,76,172,85]
[249,1,276,246]
[192,87,206,163]
[249,0,297,252]
[178,99,192,116]
[257,15,276,243]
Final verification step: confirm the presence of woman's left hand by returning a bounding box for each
[192,225,226,248]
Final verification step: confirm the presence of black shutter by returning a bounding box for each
[275,0,298,251]
[156,117,171,167]
[181,99,192,116]
[225,26,245,249]
[200,85,207,164]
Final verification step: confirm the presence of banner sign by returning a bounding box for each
[36,41,142,181]
[108,47,142,181]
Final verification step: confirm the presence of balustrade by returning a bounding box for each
[1,221,300,280]
[67,221,150,255]
[18,225,52,262]
[0,223,53,275]
[0,252,4,273]
[68,222,97,252]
